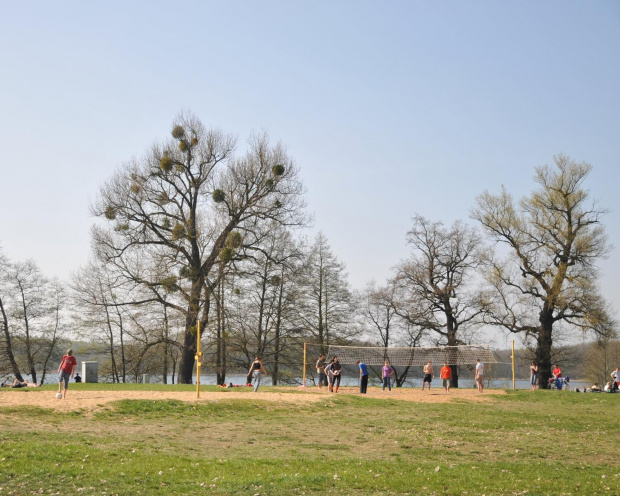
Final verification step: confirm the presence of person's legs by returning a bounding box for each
[477,376,483,393]
[361,375,368,394]
[382,377,387,390]
[253,371,261,392]
[62,372,70,398]
[334,375,341,393]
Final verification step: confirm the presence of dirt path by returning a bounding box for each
[0,386,504,412]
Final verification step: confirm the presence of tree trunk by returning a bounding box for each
[163,306,169,384]
[272,275,284,385]
[0,296,23,382]
[215,275,224,386]
[394,366,410,387]
[446,320,460,388]
[536,312,554,389]
[178,280,202,384]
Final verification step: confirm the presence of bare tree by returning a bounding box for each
[293,232,356,351]
[0,249,23,381]
[2,259,67,384]
[393,215,485,387]
[472,155,615,388]
[359,280,424,386]
[583,338,620,387]
[91,113,306,383]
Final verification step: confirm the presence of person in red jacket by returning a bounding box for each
[57,349,77,399]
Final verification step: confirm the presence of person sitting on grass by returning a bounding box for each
[590,383,601,392]
[11,379,39,388]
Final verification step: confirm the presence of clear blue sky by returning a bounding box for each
[1,2,619,346]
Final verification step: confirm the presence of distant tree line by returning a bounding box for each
[1,115,616,388]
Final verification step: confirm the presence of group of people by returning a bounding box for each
[316,354,487,394]
[315,354,343,392]
[595,366,620,393]
[1,349,80,396]
[421,359,485,393]
[420,360,463,393]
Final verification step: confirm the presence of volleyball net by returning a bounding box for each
[311,344,499,367]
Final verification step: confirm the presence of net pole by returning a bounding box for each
[511,340,515,390]
[302,342,307,387]
[195,321,202,399]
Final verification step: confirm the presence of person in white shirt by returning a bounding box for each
[611,367,620,392]
[475,359,486,393]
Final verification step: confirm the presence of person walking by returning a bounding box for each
[57,349,77,399]
[248,357,268,392]
[357,361,369,394]
[316,354,326,389]
[475,358,485,393]
[440,362,452,393]
[325,359,334,392]
[382,361,394,391]
[422,361,434,391]
[530,362,538,391]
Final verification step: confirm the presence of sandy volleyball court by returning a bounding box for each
[0,386,504,412]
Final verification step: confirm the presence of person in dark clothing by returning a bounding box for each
[330,356,342,393]
[357,361,369,394]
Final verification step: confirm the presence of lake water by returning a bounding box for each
[27,373,589,391]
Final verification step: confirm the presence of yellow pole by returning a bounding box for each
[511,340,515,390]
[196,321,202,399]
[303,342,307,387]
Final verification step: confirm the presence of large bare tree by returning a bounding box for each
[393,215,485,387]
[91,113,306,383]
[472,155,615,388]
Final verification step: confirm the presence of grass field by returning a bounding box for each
[0,385,618,495]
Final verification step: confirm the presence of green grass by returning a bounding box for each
[0,388,619,495]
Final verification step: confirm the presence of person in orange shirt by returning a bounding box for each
[440,362,452,393]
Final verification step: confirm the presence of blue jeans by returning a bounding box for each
[382,377,391,391]
[253,370,262,392]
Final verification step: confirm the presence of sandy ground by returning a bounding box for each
[0,386,504,413]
